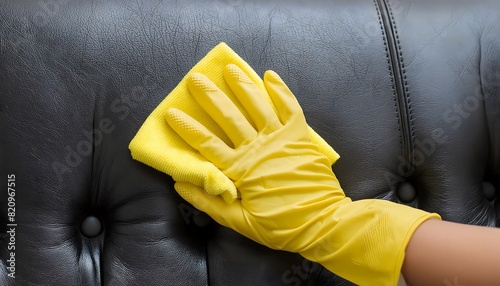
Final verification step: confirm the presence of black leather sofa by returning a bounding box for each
[1,0,499,285]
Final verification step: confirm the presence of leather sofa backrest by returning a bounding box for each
[1,0,499,285]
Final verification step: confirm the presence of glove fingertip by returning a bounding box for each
[264,70,283,83]
[187,72,213,93]
[224,63,251,84]
[164,108,184,129]
[224,63,239,75]
[263,70,303,124]
[206,170,238,204]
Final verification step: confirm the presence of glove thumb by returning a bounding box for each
[173,181,245,232]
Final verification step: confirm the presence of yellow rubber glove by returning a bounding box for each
[129,42,339,204]
[166,64,441,285]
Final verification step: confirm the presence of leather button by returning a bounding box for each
[396,182,416,203]
[80,215,102,238]
[483,182,496,201]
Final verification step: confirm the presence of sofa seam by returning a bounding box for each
[386,0,416,165]
[372,0,402,154]
[373,0,415,172]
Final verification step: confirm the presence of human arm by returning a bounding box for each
[402,218,500,285]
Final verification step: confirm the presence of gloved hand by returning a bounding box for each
[129,42,339,204]
[166,64,440,285]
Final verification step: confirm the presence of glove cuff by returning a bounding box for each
[299,199,441,286]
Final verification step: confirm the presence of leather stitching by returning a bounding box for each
[372,0,403,152]
[374,0,415,171]
[386,0,416,165]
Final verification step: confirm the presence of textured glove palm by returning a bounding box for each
[167,64,439,285]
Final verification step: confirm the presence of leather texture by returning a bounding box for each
[1,0,499,285]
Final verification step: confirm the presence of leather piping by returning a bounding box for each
[374,0,415,170]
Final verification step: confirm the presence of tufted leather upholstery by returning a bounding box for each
[1,0,500,285]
